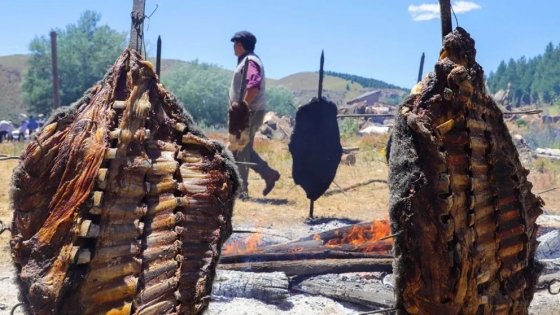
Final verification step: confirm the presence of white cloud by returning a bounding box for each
[408,1,481,22]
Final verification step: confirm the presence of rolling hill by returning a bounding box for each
[0,54,408,120]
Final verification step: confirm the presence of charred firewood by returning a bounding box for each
[9,48,240,315]
[288,97,343,201]
[387,27,544,314]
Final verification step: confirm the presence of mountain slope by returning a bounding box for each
[0,54,407,119]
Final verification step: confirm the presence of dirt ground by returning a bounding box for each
[1,133,560,314]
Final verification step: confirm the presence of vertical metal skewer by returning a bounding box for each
[309,50,325,219]
[156,35,162,77]
[417,52,425,83]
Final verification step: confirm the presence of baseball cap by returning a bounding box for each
[230,31,257,47]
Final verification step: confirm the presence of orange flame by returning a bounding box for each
[222,220,393,256]
[325,220,391,246]
[222,233,263,255]
[315,220,392,253]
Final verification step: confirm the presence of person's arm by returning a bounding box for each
[244,87,259,104]
[243,60,262,104]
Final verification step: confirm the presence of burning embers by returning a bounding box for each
[221,220,393,257]
[316,219,392,253]
[222,233,264,255]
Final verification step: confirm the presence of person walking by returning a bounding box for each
[37,114,46,128]
[0,119,10,143]
[228,31,280,199]
[28,115,39,135]
[6,122,13,141]
[18,120,28,142]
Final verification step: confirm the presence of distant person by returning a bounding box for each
[18,120,27,142]
[228,30,280,199]
[0,119,10,143]
[6,121,14,141]
[28,115,39,135]
[18,113,27,124]
[37,114,46,128]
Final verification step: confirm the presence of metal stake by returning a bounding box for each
[318,50,324,99]
[238,58,250,103]
[417,52,425,83]
[156,35,162,77]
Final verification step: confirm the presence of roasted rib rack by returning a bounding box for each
[387,27,543,315]
[10,48,240,315]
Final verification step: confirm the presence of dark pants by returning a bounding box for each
[0,131,6,143]
[233,110,276,191]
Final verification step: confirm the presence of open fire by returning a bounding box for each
[221,220,393,256]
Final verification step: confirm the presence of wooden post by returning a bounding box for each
[129,0,146,54]
[439,0,452,40]
[50,31,60,109]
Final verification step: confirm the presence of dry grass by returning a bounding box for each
[0,142,25,265]
[226,133,391,231]
[0,153,17,266]
[2,131,560,266]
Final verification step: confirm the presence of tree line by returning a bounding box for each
[487,42,560,106]
[20,10,298,127]
[323,70,406,91]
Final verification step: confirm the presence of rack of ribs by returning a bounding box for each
[387,27,544,315]
[9,48,240,315]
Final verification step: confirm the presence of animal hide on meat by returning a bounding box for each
[227,100,250,153]
[9,48,240,315]
[387,27,543,315]
[288,97,342,201]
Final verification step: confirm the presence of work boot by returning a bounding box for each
[262,170,280,196]
[238,185,250,201]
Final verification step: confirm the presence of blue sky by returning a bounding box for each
[0,1,558,89]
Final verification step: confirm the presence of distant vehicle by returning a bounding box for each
[359,125,391,135]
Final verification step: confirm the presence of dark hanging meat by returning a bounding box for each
[9,48,240,315]
[288,97,342,201]
[227,100,250,153]
[387,27,543,315]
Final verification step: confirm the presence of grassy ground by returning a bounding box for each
[229,133,392,230]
